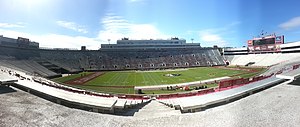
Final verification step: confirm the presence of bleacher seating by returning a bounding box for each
[0,45,225,74]
[0,59,59,78]
[0,66,151,113]
[227,53,300,67]
[38,48,225,71]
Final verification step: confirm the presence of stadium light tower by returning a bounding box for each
[191,38,194,43]
[108,39,111,45]
[260,30,267,37]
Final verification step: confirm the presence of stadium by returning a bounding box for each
[1,33,300,126]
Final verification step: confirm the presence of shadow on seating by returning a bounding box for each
[0,85,17,94]
[288,78,300,86]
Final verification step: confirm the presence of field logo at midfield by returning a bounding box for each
[164,73,181,77]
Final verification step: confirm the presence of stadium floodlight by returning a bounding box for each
[108,39,111,45]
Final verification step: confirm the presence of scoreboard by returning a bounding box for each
[253,38,275,45]
[248,34,284,53]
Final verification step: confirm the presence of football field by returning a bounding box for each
[53,67,264,94]
[85,67,243,86]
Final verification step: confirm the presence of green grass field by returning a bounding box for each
[85,67,244,86]
[53,67,265,94]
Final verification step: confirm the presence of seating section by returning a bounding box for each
[39,50,83,72]
[0,66,151,113]
[0,59,59,77]
[0,45,226,75]
[228,53,300,66]
[38,48,226,71]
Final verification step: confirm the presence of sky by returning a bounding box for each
[1,0,300,49]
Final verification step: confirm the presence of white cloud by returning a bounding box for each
[199,32,228,47]
[279,16,300,30]
[0,14,169,50]
[56,21,88,34]
[98,14,169,43]
[200,33,222,42]
[0,22,25,28]
[190,22,240,47]
[198,29,227,47]
[0,29,100,50]
[0,14,167,50]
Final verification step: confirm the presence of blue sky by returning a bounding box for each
[0,0,300,49]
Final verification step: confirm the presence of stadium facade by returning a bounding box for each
[101,37,200,49]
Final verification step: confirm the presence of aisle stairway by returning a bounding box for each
[133,100,181,118]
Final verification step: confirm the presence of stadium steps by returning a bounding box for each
[133,100,181,117]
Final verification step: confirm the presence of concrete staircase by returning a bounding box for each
[133,100,181,118]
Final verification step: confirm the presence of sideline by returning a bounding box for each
[134,76,230,90]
